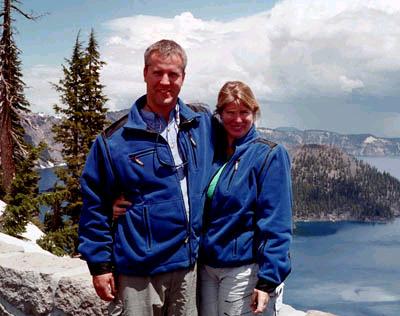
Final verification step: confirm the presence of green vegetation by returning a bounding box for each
[1,143,45,236]
[38,30,108,256]
[292,144,400,221]
[0,1,46,236]
[0,0,40,193]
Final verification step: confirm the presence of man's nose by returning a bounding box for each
[160,73,170,85]
[234,114,243,122]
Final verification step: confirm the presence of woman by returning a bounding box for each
[198,81,292,316]
[112,81,292,316]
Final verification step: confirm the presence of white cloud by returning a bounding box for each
[24,65,61,114]
[25,0,400,136]
[339,76,364,92]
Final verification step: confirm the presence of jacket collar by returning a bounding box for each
[124,95,200,131]
[232,125,259,148]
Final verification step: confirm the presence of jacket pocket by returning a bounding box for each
[232,238,238,257]
[129,148,155,167]
[142,206,152,251]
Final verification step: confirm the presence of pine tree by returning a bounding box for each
[82,29,108,151]
[0,0,40,194]
[1,142,45,236]
[52,34,87,225]
[42,31,107,255]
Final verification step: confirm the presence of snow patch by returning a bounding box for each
[21,222,45,242]
[0,199,49,254]
[0,232,53,255]
[0,200,6,216]
[364,136,378,144]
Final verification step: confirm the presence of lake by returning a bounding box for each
[38,156,400,315]
[286,220,400,316]
[285,156,400,316]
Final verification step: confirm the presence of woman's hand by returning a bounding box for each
[113,194,132,219]
[250,288,269,314]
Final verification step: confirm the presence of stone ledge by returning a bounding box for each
[0,238,336,316]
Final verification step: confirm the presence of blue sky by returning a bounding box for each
[17,0,278,67]
[11,0,400,137]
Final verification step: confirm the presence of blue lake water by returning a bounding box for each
[286,220,400,316]
[285,156,400,316]
[38,157,400,315]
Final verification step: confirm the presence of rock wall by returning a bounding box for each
[0,236,336,316]
[0,237,108,316]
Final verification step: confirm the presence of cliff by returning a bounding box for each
[0,235,336,316]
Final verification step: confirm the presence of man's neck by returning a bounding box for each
[143,103,175,123]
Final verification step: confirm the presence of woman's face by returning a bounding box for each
[221,101,254,142]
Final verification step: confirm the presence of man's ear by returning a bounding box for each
[182,70,186,82]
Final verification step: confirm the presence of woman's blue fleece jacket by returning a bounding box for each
[200,126,293,291]
[78,95,214,276]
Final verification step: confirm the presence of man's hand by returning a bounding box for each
[113,194,132,220]
[92,273,116,301]
[250,288,269,314]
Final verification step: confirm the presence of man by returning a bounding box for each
[78,39,214,315]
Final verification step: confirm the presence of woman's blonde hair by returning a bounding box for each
[216,81,260,118]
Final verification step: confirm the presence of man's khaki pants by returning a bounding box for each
[109,266,197,316]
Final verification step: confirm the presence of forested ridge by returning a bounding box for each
[291,144,400,221]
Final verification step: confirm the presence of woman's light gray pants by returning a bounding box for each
[199,264,284,316]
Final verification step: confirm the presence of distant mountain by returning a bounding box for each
[291,144,400,221]
[22,111,63,166]
[21,110,400,166]
[259,127,400,157]
[274,126,302,133]
[21,110,129,165]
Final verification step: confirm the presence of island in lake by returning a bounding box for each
[290,144,400,222]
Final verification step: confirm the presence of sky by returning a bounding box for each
[10,0,400,137]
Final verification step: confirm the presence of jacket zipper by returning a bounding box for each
[188,131,198,168]
[227,158,240,189]
[177,129,192,264]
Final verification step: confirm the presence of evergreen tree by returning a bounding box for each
[0,0,39,194]
[52,33,87,225]
[1,142,45,236]
[82,29,108,150]
[42,31,107,255]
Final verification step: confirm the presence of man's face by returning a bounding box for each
[144,52,185,112]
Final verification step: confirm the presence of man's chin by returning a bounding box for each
[157,97,175,107]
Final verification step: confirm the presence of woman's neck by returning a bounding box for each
[226,136,235,157]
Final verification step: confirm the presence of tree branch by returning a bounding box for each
[10,5,46,20]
